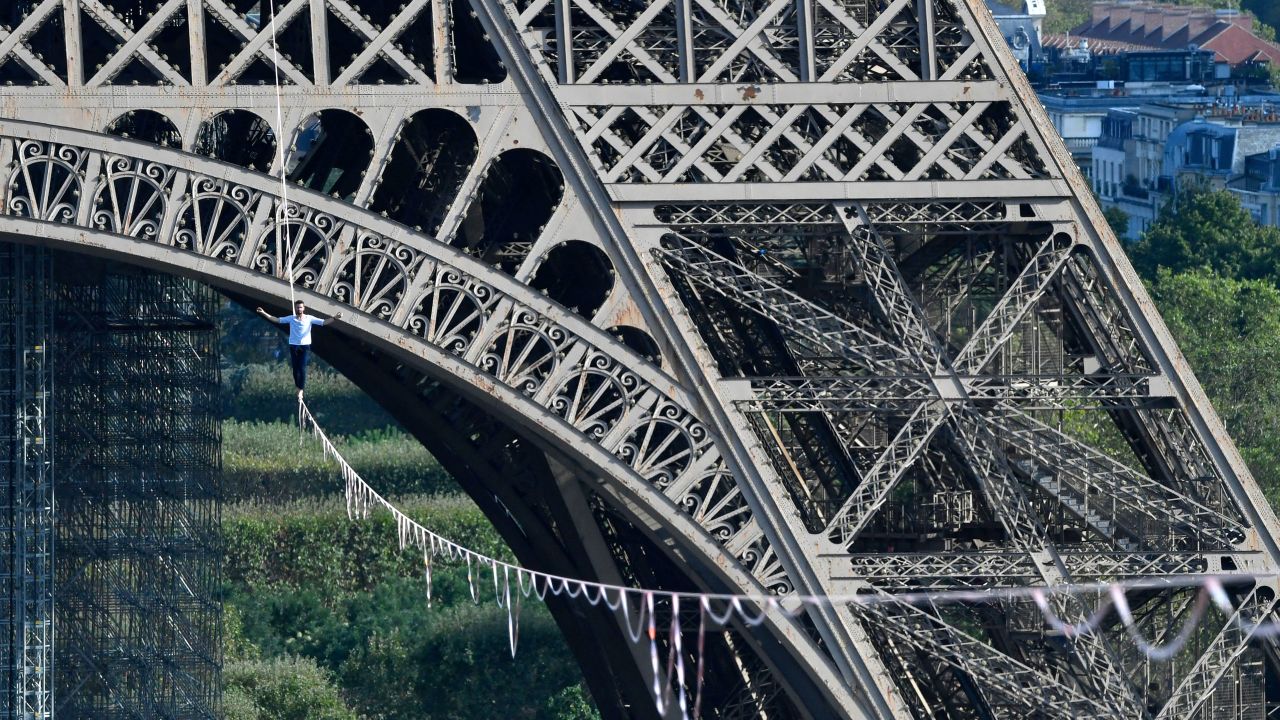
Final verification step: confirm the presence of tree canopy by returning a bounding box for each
[1127,188,1280,282]
[224,656,358,720]
[1147,269,1280,497]
[1243,0,1280,35]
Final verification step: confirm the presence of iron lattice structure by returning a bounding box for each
[0,0,1277,717]
[0,245,54,720]
[51,255,222,719]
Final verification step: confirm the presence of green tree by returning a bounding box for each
[1128,188,1280,282]
[544,685,600,720]
[1243,0,1280,35]
[337,603,596,719]
[224,603,261,662]
[1044,0,1092,34]
[1103,205,1130,241]
[223,656,358,720]
[1147,269,1280,499]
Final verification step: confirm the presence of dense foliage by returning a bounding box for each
[1127,188,1280,506]
[224,656,358,720]
[224,420,451,501]
[1128,188,1280,282]
[224,362,399,436]
[1148,269,1280,498]
[223,497,592,719]
[1244,0,1280,32]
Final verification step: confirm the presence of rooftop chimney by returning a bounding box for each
[1162,8,1190,41]
[1222,9,1253,30]
[1091,2,1116,26]
[1129,6,1150,35]
[1107,3,1134,31]
[1142,7,1166,38]
[1186,8,1214,38]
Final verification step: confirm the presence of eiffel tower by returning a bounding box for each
[0,0,1277,717]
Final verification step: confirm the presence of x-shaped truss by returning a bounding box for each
[657,229,1244,554]
[572,99,1033,184]
[658,211,1256,713]
[0,0,64,86]
[325,0,433,85]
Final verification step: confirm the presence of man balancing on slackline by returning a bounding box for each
[255,300,343,399]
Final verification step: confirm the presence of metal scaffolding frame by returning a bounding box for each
[0,244,54,720]
[51,254,222,720]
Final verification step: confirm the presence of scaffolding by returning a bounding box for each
[51,254,222,719]
[0,244,54,720]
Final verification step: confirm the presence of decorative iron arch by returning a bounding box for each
[0,118,865,717]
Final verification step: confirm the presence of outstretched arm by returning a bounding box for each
[320,311,343,327]
[255,307,285,323]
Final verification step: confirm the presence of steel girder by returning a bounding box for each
[0,0,1279,717]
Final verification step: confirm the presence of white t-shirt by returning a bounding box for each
[277,314,325,345]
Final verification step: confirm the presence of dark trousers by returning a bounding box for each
[289,344,310,390]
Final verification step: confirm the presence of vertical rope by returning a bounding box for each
[265,0,295,305]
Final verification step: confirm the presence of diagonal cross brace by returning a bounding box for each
[829,205,1144,717]
[953,232,1075,373]
[825,224,1074,543]
[654,237,916,372]
[204,0,313,86]
[851,592,1117,719]
[0,0,60,63]
[0,0,65,86]
[81,0,190,86]
[327,0,434,85]
[997,406,1247,550]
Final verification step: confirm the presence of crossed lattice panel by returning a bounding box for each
[0,0,438,86]
[510,0,993,82]
[570,100,1044,184]
[498,0,1051,186]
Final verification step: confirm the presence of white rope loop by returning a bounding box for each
[1110,584,1211,661]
